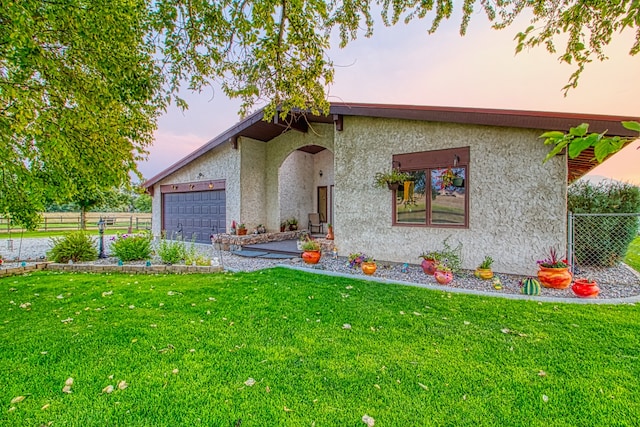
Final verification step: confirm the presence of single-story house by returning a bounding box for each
[143,103,638,275]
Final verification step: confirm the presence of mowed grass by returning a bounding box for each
[1,268,639,426]
[625,236,640,272]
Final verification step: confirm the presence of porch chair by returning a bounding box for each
[308,213,324,234]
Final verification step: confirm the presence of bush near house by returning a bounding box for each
[47,231,98,263]
[568,181,640,266]
[109,232,153,261]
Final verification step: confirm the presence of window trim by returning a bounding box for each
[391,147,470,228]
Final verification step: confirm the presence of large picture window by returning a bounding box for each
[392,147,469,228]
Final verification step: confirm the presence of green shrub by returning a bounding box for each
[184,242,211,266]
[156,234,186,264]
[48,232,98,263]
[569,181,640,266]
[110,232,152,261]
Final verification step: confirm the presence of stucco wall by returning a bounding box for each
[334,116,567,275]
[239,138,267,231]
[150,142,241,237]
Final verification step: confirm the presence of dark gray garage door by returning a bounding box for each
[162,190,226,243]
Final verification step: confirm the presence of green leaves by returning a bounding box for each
[541,121,639,164]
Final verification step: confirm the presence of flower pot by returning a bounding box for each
[474,268,494,280]
[452,177,464,187]
[237,228,247,236]
[302,250,321,264]
[280,226,286,232]
[361,262,377,275]
[421,258,437,275]
[387,182,400,191]
[434,270,453,285]
[326,226,334,240]
[289,224,298,231]
[537,266,572,289]
[572,279,600,298]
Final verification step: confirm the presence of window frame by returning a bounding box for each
[391,147,470,228]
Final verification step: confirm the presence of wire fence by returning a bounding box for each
[568,212,640,275]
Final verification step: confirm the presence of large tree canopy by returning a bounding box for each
[2,0,638,227]
[1,0,161,228]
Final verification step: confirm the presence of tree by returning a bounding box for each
[1,1,162,229]
[152,0,640,117]
[4,1,638,227]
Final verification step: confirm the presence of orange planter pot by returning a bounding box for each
[421,259,437,275]
[537,266,572,289]
[326,227,334,240]
[474,268,494,280]
[572,279,600,298]
[237,229,247,236]
[434,270,453,285]
[302,250,321,264]
[361,262,377,275]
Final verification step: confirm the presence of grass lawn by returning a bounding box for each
[2,268,639,426]
[625,236,640,272]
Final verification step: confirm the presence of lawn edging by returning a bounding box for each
[0,262,223,278]
[278,264,640,305]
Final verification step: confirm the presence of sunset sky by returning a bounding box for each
[140,11,640,185]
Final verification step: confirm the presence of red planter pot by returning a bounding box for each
[361,262,377,275]
[572,279,600,298]
[537,266,572,289]
[421,259,437,275]
[434,270,453,285]
[302,250,321,264]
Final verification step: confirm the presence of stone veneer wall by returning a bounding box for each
[0,263,223,277]
[150,142,241,238]
[333,116,567,276]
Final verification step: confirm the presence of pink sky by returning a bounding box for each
[140,13,640,184]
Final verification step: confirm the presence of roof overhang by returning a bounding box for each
[143,102,639,189]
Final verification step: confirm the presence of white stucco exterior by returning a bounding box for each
[149,112,567,275]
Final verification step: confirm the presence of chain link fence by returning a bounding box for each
[568,212,640,276]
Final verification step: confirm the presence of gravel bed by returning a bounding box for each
[2,238,640,300]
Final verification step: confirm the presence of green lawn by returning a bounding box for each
[625,236,640,272]
[2,268,639,426]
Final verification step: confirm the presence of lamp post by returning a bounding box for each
[97,217,106,259]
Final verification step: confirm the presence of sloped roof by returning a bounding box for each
[144,102,639,188]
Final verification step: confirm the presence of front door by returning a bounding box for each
[317,186,328,223]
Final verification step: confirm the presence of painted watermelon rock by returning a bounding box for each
[520,277,541,296]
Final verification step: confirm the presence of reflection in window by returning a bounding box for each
[430,168,466,225]
[396,171,426,224]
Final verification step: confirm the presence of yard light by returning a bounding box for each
[97,217,107,259]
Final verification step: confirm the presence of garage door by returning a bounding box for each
[162,190,226,243]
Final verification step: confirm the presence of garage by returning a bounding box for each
[162,188,226,243]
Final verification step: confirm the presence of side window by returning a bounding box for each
[392,147,469,228]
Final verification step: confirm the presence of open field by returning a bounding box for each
[1,268,639,426]
[0,212,151,234]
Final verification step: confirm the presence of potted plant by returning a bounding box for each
[419,251,441,275]
[474,256,494,280]
[300,238,321,264]
[326,223,334,240]
[374,168,413,191]
[288,217,298,231]
[361,255,377,275]
[571,278,600,298]
[237,223,247,236]
[280,221,287,232]
[348,252,367,269]
[536,247,572,289]
[434,262,453,285]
